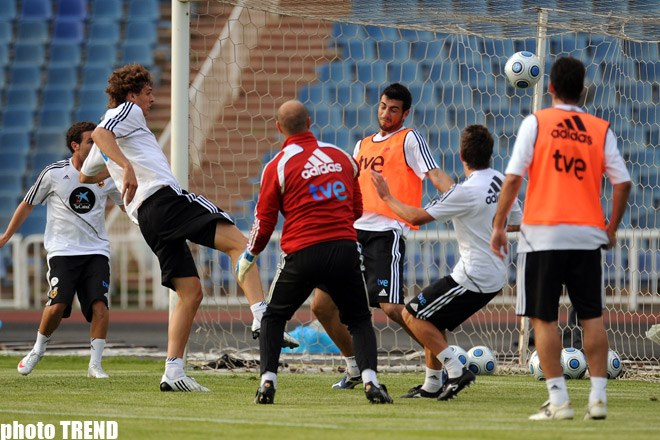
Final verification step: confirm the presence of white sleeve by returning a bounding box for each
[603,129,632,184]
[505,115,537,176]
[100,102,144,138]
[81,144,108,177]
[424,183,470,222]
[104,179,124,206]
[404,130,439,178]
[507,198,523,226]
[24,167,53,206]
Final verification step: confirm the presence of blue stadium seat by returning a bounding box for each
[41,87,76,112]
[331,83,365,107]
[385,61,420,83]
[0,175,23,198]
[356,61,387,83]
[120,42,155,68]
[30,151,67,172]
[376,40,411,62]
[33,128,66,152]
[342,40,376,62]
[425,60,459,83]
[0,152,28,175]
[343,106,375,130]
[90,0,124,22]
[639,60,660,83]
[4,86,39,110]
[84,43,118,69]
[48,42,82,67]
[297,84,324,104]
[77,87,108,109]
[55,0,87,20]
[44,66,78,89]
[15,20,49,44]
[0,21,12,44]
[37,108,72,130]
[409,83,437,106]
[330,23,366,42]
[52,18,85,44]
[124,19,158,46]
[74,105,106,124]
[127,0,160,21]
[12,42,46,66]
[0,0,17,22]
[364,25,400,41]
[0,133,31,154]
[412,40,445,61]
[317,61,354,83]
[20,0,52,21]
[87,21,121,45]
[18,206,47,236]
[0,108,35,132]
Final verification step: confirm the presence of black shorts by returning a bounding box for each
[405,275,499,331]
[137,185,234,289]
[516,249,604,322]
[45,255,110,322]
[268,240,371,326]
[356,229,406,307]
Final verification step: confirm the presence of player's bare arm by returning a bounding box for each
[370,170,433,226]
[0,202,35,248]
[92,126,138,205]
[490,174,522,259]
[605,180,632,249]
[427,167,455,193]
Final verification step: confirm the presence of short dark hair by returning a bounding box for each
[66,121,97,153]
[381,83,412,112]
[105,63,153,108]
[460,125,493,170]
[550,57,585,103]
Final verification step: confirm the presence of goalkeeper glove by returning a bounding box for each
[236,249,258,283]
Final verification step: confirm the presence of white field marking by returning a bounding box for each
[1,409,658,433]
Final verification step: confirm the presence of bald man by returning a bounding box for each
[237,100,392,404]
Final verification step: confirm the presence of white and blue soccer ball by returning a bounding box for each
[528,350,545,381]
[449,345,469,366]
[607,349,623,379]
[561,347,588,379]
[467,345,497,375]
[504,51,542,89]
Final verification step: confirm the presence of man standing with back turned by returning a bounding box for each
[490,57,631,420]
[237,100,392,404]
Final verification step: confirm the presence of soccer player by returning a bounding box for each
[0,122,122,379]
[79,64,296,393]
[490,57,631,420]
[311,83,453,390]
[236,99,392,404]
[371,124,522,400]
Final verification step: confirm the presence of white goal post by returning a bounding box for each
[169,0,660,374]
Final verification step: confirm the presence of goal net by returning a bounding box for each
[182,0,660,375]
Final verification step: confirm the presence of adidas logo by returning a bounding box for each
[551,115,592,145]
[301,148,343,179]
[63,175,70,180]
[410,303,418,312]
[485,175,502,204]
[378,289,388,297]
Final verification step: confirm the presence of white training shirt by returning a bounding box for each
[506,104,632,253]
[81,102,179,224]
[354,127,439,235]
[425,169,523,293]
[24,159,123,259]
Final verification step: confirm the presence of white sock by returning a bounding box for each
[345,356,360,377]
[437,347,463,378]
[589,376,608,404]
[89,338,106,366]
[250,301,267,322]
[33,331,51,353]
[422,367,444,393]
[546,376,570,406]
[165,357,185,380]
[361,368,379,386]
[261,370,277,387]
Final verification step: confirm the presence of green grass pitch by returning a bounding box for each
[0,356,659,439]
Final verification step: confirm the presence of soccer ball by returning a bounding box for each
[467,345,497,375]
[607,349,623,379]
[504,51,542,89]
[449,345,469,366]
[561,347,588,379]
[528,350,545,380]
